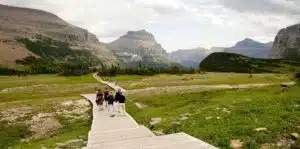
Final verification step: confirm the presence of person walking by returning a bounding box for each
[107,91,115,117]
[96,89,104,111]
[114,89,122,113]
[103,88,109,109]
[117,91,126,116]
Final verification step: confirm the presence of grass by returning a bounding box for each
[126,84,300,148]
[0,74,96,90]
[0,74,105,149]
[104,73,292,90]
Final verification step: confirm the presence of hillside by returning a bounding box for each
[107,30,171,68]
[0,4,116,67]
[224,38,273,58]
[200,52,300,73]
[271,23,300,60]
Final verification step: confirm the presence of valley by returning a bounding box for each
[0,2,300,149]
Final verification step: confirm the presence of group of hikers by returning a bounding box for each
[95,88,126,117]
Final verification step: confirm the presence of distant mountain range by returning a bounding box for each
[1,4,298,72]
[168,47,224,68]
[169,38,273,68]
[224,38,273,59]
[0,4,173,69]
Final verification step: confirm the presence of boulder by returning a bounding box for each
[230,139,243,149]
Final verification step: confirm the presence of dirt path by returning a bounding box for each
[93,73,295,95]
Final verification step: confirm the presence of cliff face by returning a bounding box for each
[225,38,273,58]
[0,4,115,66]
[107,30,171,67]
[271,24,300,60]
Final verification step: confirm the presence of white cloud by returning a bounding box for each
[0,0,299,51]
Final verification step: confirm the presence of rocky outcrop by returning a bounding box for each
[225,38,273,58]
[271,23,300,60]
[107,30,171,67]
[0,4,115,66]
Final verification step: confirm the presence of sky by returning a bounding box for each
[1,0,299,52]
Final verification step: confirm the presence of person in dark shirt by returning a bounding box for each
[103,88,109,109]
[96,89,104,111]
[115,89,122,113]
[116,90,126,116]
[107,91,115,117]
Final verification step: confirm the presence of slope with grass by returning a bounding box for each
[200,52,300,73]
[0,74,107,149]
[103,73,291,90]
[126,85,300,148]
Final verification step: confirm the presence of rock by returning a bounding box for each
[179,116,188,121]
[230,139,243,149]
[172,121,181,125]
[37,113,54,118]
[150,118,162,125]
[135,102,148,109]
[277,138,295,148]
[180,113,191,117]
[205,116,212,120]
[153,130,165,136]
[291,133,299,140]
[254,127,268,132]
[20,138,31,142]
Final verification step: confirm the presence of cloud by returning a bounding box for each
[217,0,300,15]
[0,0,299,51]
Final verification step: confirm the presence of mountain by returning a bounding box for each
[271,23,300,60]
[107,30,171,68]
[0,4,115,67]
[168,47,225,68]
[224,38,273,58]
[200,52,300,73]
[168,47,207,68]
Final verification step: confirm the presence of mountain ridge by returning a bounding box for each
[224,38,273,58]
[0,4,116,67]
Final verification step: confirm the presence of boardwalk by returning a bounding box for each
[81,93,218,149]
[81,74,218,149]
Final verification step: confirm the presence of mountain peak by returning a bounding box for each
[235,38,261,47]
[122,29,155,41]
